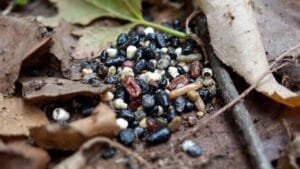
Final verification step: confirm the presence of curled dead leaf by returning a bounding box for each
[0,140,50,169]
[196,0,300,107]
[0,97,49,136]
[30,103,119,150]
[20,77,112,102]
[0,16,51,95]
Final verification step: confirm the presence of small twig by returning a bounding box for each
[185,10,209,64]
[2,1,14,16]
[95,137,151,168]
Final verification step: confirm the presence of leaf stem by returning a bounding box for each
[138,20,186,38]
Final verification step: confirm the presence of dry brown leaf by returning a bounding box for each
[53,137,114,169]
[0,97,49,136]
[196,0,300,107]
[30,103,119,150]
[0,16,51,95]
[50,20,82,80]
[20,77,112,102]
[0,140,50,169]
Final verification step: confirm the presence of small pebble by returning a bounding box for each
[105,56,125,66]
[147,117,158,132]
[198,88,210,103]
[126,45,137,59]
[157,56,170,70]
[106,48,118,57]
[118,129,135,146]
[101,147,116,159]
[101,91,114,102]
[161,47,168,53]
[116,118,129,129]
[168,116,182,132]
[174,96,185,113]
[168,66,179,78]
[52,108,70,121]
[196,111,205,118]
[144,27,155,35]
[156,117,168,127]
[107,66,117,76]
[139,71,161,82]
[142,94,155,109]
[181,140,202,157]
[113,98,128,109]
[104,76,119,84]
[117,109,135,122]
[139,118,147,128]
[81,68,93,76]
[117,33,128,47]
[145,128,171,145]
[133,126,145,138]
[134,110,146,121]
[175,47,182,56]
[120,67,134,79]
[187,116,197,127]
[155,90,170,109]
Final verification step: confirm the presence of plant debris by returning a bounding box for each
[30,103,119,150]
[0,16,51,95]
[0,97,49,136]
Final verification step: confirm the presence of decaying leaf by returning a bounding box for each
[0,140,50,169]
[0,16,51,95]
[53,137,117,169]
[196,0,300,107]
[30,103,119,150]
[50,21,82,80]
[37,0,107,27]
[20,77,112,102]
[72,24,136,59]
[0,97,49,136]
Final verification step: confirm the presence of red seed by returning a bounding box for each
[122,60,135,68]
[168,75,189,90]
[128,99,140,111]
[146,118,158,132]
[190,61,201,78]
[122,76,142,98]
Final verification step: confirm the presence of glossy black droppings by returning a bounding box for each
[105,56,125,66]
[142,94,155,109]
[174,96,186,113]
[155,90,170,109]
[101,147,116,159]
[117,109,135,122]
[145,128,171,145]
[104,76,119,84]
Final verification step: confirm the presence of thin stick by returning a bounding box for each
[2,1,14,16]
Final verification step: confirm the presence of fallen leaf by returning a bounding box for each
[0,16,51,95]
[196,0,300,107]
[72,24,136,59]
[37,0,107,27]
[53,137,117,169]
[0,140,50,169]
[50,21,81,80]
[0,97,49,136]
[20,77,113,102]
[30,103,119,150]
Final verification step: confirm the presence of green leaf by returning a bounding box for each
[16,0,28,6]
[37,0,107,27]
[72,24,136,59]
[85,0,142,21]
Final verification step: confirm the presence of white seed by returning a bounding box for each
[101,91,114,102]
[120,67,134,79]
[126,45,137,59]
[202,68,213,78]
[81,68,93,76]
[107,66,117,76]
[116,118,129,129]
[168,66,179,78]
[144,27,155,35]
[106,48,118,57]
[52,108,70,121]
[181,140,196,152]
[144,40,150,47]
[139,71,161,82]
[113,98,128,109]
[154,69,166,76]
[139,118,147,128]
[161,47,168,53]
[175,47,182,56]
